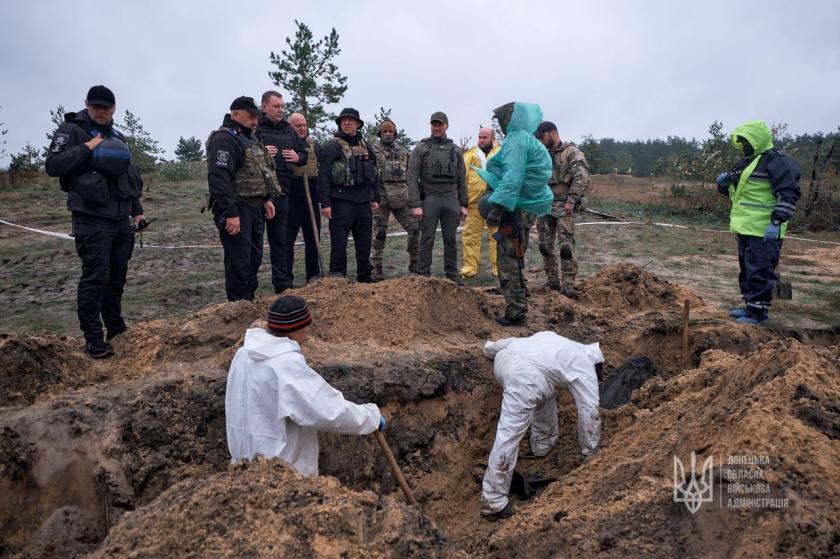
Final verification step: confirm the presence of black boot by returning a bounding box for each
[482,501,514,522]
[495,314,527,327]
[562,283,577,299]
[85,338,114,359]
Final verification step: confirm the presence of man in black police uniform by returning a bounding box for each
[317,108,381,282]
[45,85,146,359]
[256,90,307,293]
[207,96,278,302]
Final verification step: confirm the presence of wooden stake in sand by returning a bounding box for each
[374,430,418,506]
[682,300,690,368]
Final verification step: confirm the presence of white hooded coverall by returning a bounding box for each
[225,328,381,476]
[480,331,603,514]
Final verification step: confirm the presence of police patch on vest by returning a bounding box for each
[50,133,69,153]
[216,150,230,167]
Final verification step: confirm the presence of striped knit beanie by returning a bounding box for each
[267,295,312,335]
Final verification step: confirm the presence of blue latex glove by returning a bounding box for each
[763,222,781,241]
[716,172,731,196]
[379,416,387,432]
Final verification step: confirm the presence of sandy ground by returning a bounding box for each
[1,264,838,558]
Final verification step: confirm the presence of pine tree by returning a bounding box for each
[0,105,7,162]
[174,136,204,162]
[42,104,65,158]
[268,20,348,137]
[9,142,43,172]
[120,110,163,175]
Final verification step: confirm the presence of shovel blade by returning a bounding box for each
[773,281,793,300]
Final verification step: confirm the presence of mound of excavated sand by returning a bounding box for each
[0,333,87,406]
[90,459,462,559]
[289,275,495,346]
[579,263,702,313]
[483,340,840,557]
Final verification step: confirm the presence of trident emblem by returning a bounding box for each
[674,451,714,514]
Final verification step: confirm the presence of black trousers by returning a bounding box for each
[215,203,265,301]
[287,190,321,282]
[265,194,292,291]
[737,234,783,318]
[74,228,134,341]
[328,199,373,280]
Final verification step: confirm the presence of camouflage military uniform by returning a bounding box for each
[372,140,420,277]
[497,209,535,320]
[537,142,591,292]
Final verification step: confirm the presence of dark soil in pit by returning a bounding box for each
[1,265,838,558]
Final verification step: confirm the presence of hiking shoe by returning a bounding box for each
[85,339,114,359]
[482,501,514,522]
[736,315,768,325]
[562,284,578,299]
[547,282,563,291]
[728,307,749,319]
[357,276,380,284]
[447,276,465,286]
[495,314,527,327]
[106,325,128,341]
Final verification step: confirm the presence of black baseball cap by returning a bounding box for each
[230,96,261,117]
[534,121,557,138]
[86,85,115,108]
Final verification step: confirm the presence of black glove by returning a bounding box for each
[486,205,504,227]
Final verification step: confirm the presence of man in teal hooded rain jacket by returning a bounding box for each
[478,102,553,326]
[716,120,801,324]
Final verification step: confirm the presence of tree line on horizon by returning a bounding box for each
[1,19,837,188]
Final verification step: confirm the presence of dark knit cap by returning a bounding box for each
[534,121,557,138]
[267,295,312,335]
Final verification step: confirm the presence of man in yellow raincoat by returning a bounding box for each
[461,127,501,278]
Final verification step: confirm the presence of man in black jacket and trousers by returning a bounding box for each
[256,91,307,293]
[318,108,381,282]
[45,85,146,359]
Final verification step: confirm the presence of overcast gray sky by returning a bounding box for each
[1,0,838,162]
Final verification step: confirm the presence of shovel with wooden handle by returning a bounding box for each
[373,430,418,506]
[302,173,327,279]
[773,265,792,300]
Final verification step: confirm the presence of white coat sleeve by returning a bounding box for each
[483,337,517,359]
[284,363,381,435]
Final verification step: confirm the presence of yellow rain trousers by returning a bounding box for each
[461,144,501,277]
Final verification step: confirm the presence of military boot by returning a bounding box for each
[372,264,384,282]
[562,283,578,299]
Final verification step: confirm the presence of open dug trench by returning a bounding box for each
[1,264,839,557]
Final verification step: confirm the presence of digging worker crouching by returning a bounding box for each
[407,111,468,283]
[477,102,554,326]
[480,332,603,520]
[225,295,386,476]
[318,108,381,283]
[461,127,501,278]
[206,96,278,302]
[45,85,147,359]
[716,120,801,325]
[371,118,421,280]
[535,121,592,298]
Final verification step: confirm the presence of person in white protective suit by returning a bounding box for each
[225,295,386,476]
[480,331,603,520]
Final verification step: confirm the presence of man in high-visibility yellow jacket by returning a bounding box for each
[716,120,801,325]
[461,127,501,278]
